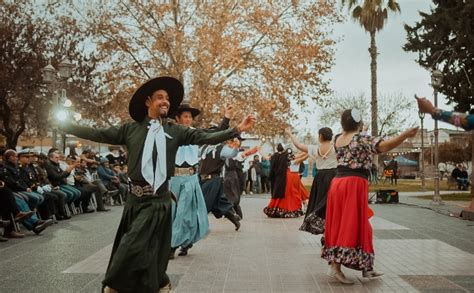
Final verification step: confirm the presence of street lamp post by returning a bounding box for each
[41,59,74,150]
[430,134,434,165]
[431,69,443,205]
[418,112,426,191]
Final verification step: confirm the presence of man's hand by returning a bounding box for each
[26,188,32,192]
[224,105,234,119]
[236,114,256,133]
[416,96,436,114]
[66,165,75,172]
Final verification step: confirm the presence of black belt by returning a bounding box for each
[335,166,370,180]
[200,174,220,181]
[129,180,169,198]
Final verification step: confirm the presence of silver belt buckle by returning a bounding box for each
[131,185,144,197]
[131,184,154,197]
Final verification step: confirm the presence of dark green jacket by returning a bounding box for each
[60,118,239,182]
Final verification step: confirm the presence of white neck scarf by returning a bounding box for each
[141,119,167,194]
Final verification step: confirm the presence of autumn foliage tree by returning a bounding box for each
[71,0,341,136]
[0,0,103,148]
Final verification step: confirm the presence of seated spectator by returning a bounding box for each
[80,149,97,165]
[106,147,122,166]
[452,164,469,190]
[80,160,109,212]
[87,160,119,205]
[45,151,81,210]
[18,150,57,221]
[97,158,127,204]
[0,180,36,239]
[112,164,128,185]
[65,155,94,213]
[2,149,45,211]
[0,151,52,236]
[460,166,470,191]
[33,153,71,220]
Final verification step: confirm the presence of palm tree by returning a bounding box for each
[342,0,400,136]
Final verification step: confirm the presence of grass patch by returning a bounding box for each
[415,193,472,201]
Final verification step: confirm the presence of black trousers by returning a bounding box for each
[38,192,56,219]
[261,175,270,193]
[0,186,20,235]
[73,185,93,209]
[46,189,67,217]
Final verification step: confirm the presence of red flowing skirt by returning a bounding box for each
[321,176,374,271]
[263,170,308,218]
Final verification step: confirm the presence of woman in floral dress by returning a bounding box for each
[321,109,418,284]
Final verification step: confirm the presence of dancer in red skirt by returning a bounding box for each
[321,109,418,284]
[264,151,309,218]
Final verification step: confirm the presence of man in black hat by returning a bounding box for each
[169,102,233,259]
[59,76,255,293]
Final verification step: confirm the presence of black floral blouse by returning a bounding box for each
[335,134,383,170]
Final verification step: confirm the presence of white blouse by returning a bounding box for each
[307,144,337,170]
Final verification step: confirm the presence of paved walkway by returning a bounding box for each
[1,195,474,293]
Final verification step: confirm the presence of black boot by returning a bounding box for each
[224,211,241,231]
[178,244,193,256]
[169,247,177,260]
[234,204,243,220]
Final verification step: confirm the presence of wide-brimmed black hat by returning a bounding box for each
[176,103,201,118]
[128,76,184,122]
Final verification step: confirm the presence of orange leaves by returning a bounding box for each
[75,1,341,136]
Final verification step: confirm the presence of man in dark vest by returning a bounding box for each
[60,76,256,293]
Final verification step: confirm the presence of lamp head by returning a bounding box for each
[431,69,443,88]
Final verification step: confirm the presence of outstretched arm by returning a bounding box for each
[180,114,256,146]
[285,128,308,153]
[416,96,474,131]
[293,152,309,164]
[59,122,126,145]
[377,128,419,153]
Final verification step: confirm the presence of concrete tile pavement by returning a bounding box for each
[1,194,473,292]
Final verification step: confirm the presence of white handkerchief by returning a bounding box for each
[141,120,167,194]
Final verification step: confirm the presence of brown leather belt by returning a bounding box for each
[129,181,169,198]
[174,167,195,177]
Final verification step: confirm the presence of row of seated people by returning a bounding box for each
[0,147,129,242]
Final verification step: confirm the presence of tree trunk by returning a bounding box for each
[5,133,19,150]
[369,30,378,137]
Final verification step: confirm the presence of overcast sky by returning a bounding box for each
[298,0,458,134]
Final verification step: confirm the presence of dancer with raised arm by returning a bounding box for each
[286,127,337,240]
[59,76,256,293]
[264,149,309,218]
[169,103,234,259]
[321,109,418,284]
